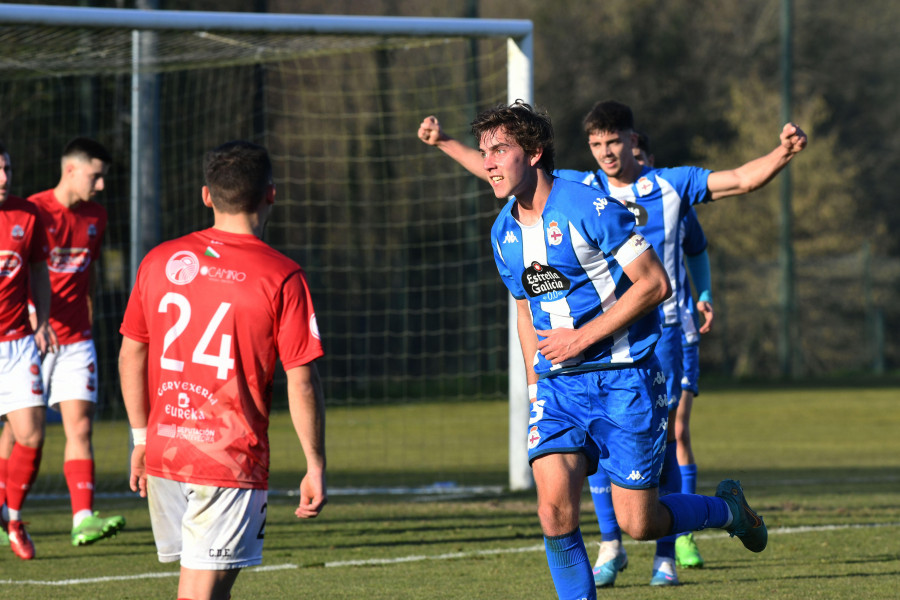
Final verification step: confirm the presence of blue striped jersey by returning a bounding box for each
[554,165,712,325]
[492,178,661,378]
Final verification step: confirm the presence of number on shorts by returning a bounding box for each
[257,502,268,540]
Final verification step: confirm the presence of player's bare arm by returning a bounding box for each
[287,363,327,519]
[118,335,150,498]
[536,241,671,364]
[417,115,489,182]
[708,122,808,200]
[515,298,540,391]
[29,261,58,354]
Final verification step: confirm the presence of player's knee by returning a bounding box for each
[536,499,579,536]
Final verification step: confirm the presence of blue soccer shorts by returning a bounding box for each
[680,336,700,396]
[528,357,669,490]
[654,324,684,411]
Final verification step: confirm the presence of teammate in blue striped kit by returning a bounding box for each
[425,100,771,600]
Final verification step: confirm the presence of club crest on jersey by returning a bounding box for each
[521,261,570,298]
[546,221,563,246]
[87,223,97,238]
[11,224,24,241]
[165,250,201,285]
[636,176,654,197]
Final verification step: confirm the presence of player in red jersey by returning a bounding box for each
[119,140,327,600]
[0,141,58,560]
[0,137,125,547]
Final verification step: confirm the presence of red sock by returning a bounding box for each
[6,443,41,512]
[0,456,8,507]
[64,459,95,516]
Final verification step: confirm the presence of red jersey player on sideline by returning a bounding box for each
[119,140,327,600]
[0,141,58,560]
[0,137,125,548]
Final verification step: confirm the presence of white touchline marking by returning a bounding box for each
[0,563,298,586]
[2,521,898,585]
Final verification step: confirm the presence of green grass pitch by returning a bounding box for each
[2,381,899,599]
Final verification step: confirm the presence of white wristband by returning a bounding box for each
[131,427,147,446]
[528,383,538,399]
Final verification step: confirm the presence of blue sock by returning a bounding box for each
[680,463,698,495]
[660,493,731,535]
[544,528,596,600]
[588,469,620,542]
[656,441,680,558]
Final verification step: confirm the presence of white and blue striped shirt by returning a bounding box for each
[492,178,661,378]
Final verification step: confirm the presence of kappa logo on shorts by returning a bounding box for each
[165,250,200,285]
[626,470,643,481]
[653,370,666,385]
[655,394,667,408]
[657,418,668,432]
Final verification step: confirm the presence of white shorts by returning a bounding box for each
[43,339,98,408]
[0,337,45,417]
[146,475,267,570]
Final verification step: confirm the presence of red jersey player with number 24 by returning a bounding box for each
[119,140,327,600]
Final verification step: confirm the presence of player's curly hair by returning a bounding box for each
[470,100,555,174]
[582,100,635,136]
[203,140,273,214]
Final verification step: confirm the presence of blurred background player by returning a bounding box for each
[119,140,327,600]
[635,130,714,568]
[417,101,805,587]
[0,137,125,547]
[0,141,57,560]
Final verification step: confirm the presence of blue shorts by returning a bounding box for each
[655,325,684,411]
[528,357,668,490]
[680,338,700,396]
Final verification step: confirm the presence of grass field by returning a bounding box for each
[2,381,899,599]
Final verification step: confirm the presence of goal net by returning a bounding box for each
[0,6,534,497]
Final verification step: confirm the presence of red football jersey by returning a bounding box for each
[120,228,323,489]
[28,189,107,344]
[0,195,49,342]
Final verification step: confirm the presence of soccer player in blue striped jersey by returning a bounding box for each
[424,101,772,600]
[420,102,803,592]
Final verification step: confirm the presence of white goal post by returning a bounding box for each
[0,3,534,491]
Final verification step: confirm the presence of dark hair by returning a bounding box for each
[0,141,7,157]
[62,137,112,165]
[203,140,273,214]
[582,100,635,136]
[470,99,555,174]
[635,130,651,154]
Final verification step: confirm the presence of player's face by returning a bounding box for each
[479,127,538,199]
[0,153,10,202]
[633,147,651,166]
[69,157,108,202]
[588,129,636,179]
